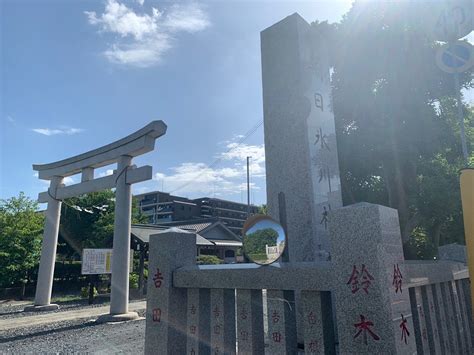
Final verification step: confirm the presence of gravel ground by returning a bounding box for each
[0,310,146,354]
[0,297,111,320]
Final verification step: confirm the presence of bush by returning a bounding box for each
[129,273,139,289]
[81,286,98,298]
[247,253,268,262]
[196,255,223,265]
[53,262,82,281]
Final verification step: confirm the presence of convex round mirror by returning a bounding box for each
[242,215,286,265]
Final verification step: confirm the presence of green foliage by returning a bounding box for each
[247,253,267,262]
[404,227,437,260]
[60,191,147,253]
[53,262,82,280]
[51,294,83,303]
[81,286,98,298]
[0,193,44,287]
[327,1,473,258]
[258,204,268,215]
[196,255,223,265]
[244,228,278,255]
[129,272,139,289]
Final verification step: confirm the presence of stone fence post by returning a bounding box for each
[145,228,196,354]
[330,203,416,354]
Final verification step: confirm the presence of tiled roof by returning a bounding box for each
[168,222,213,233]
[131,224,213,246]
[156,218,242,242]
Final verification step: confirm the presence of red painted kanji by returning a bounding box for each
[153,269,164,288]
[272,331,282,343]
[419,305,424,318]
[213,325,221,335]
[392,264,403,293]
[360,265,374,293]
[240,330,249,341]
[152,308,161,322]
[272,310,280,323]
[307,311,317,325]
[240,307,248,320]
[213,305,220,318]
[347,264,374,294]
[308,340,318,352]
[400,314,410,344]
[353,314,380,345]
[190,325,197,334]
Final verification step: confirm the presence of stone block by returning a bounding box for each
[186,288,200,354]
[421,285,442,354]
[449,280,468,353]
[439,282,461,353]
[438,243,467,263]
[144,228,196,355]
[409,287,430,354]
[236,289,265,354]
[300,291,325,354]
[330,203,416,354]
[455,280,473,351]
[266,289,297,354]
[261,13,342,262]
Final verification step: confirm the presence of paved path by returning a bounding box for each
[0,301,146,332]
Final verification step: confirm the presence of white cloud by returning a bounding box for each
[85,0,160,40]
[153,143,265,197]
[98,169,115,177]
[163,3,210,33]
[134,186,151,194]
[85,0,210,67]
[220,143,266,177]
[63,176,76,185]
[103,36,171,67]
[6,115,14,123]
[32,127,84,136]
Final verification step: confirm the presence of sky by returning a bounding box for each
[1,0,472,207]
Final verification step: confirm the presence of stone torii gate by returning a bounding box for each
[25,121,167,321]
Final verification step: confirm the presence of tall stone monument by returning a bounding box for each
[261,13,342,262]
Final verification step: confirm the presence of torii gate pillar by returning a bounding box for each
[25,176,64,311]
[110,155,133,316]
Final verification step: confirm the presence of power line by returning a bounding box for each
[168,120,264,194]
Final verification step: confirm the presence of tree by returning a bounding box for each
[0,193,44,287]
[244,228,278,255]
[258,204,268,215]
[325,1,472,257]
[59,190,147,254]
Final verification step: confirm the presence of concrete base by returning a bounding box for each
[95,311,141,323]
[24,304,60,312]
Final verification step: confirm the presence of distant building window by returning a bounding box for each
[225,250,235,258]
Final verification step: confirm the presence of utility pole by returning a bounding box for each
[247,156,251,216]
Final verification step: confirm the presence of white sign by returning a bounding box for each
[81,249,133,275]
[432,0,472,42]
[436,41,474,73]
